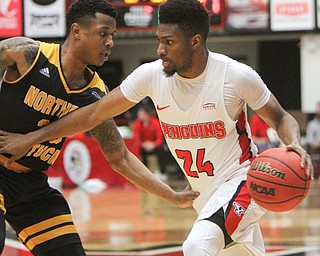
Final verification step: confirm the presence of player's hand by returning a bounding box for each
[286,144,314,180]
[0,130,32,167]
[174,184,200,208]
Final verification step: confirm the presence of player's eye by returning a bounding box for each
[167,40,173,45]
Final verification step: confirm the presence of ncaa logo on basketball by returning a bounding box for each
[250,161,285,180]
[249,182,276,196]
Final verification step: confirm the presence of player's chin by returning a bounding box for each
[94,59,107,67]
[95,55,109,66]
[163,68,175,77]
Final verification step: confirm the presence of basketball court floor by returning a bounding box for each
[2,178,320,256]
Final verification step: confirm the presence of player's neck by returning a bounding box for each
[177,49,208,79]
[60,41,91,89]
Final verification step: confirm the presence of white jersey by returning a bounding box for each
[120,52,271,213]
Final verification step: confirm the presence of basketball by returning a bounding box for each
[247,147,311,212]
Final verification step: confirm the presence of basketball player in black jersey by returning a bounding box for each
[0,0,199,255]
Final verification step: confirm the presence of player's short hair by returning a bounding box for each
[66,0,118,35]
[158,0,210,41]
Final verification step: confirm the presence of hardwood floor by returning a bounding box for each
[3,179,320,256]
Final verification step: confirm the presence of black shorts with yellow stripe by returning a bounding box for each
[0,165,84,255]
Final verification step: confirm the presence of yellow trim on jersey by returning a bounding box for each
[39,41,70,92]
[39,41,107,94]
[18,214,77,250]
[3,41,42,84]
[0,194,6,214]
[62,71,107,94]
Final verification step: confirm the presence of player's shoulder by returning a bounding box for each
[138,59,162,70]
[38,40,58,48]
[210,52,251,70]
[209,52,233,64]
[37,40,59,56]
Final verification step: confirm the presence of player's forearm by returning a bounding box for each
[27,101,103,145]
[111,150,178,204]
[31,87,135,144]
[276,113,301,146]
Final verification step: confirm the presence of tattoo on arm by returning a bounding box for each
[0,41,13,67]
[0,37,38,67]
[23,43,38,66]
[90,119,124,154]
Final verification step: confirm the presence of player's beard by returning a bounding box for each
[163,57,193,77]
[163,68,176,77]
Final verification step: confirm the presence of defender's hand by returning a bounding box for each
[174,184,200,208]
[0,130,32,167]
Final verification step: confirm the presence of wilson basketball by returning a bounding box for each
[247,147,311,212]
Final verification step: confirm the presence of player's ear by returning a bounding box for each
[71,23,81,40]
[191,34,202,49]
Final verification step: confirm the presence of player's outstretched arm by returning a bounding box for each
[36,87,134,142]
[0,87,135,164]
[90,118,200,207]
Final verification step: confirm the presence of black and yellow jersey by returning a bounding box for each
[0,41,107,171]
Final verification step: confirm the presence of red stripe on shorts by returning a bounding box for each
[225,181,251,236]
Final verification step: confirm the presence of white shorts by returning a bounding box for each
[197,179,266,244]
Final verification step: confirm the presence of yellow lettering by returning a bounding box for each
[50,137,63,144]
[26,145,41,157]
[33,145,48,157]
[40,148,56,162]
[41,95,56,114]
[24,86,39,107]
[27,145,61,165]
[38,119,50,127]
[70,105,78,112]
[33,91,47,111]
[51,99,64,116]
[48,150,60,165]
[57,102,72,117]
[24,86,79,118]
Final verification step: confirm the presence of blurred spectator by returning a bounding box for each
[306,101,320,179]
[132,105,167,180]
[249,113,281,153]
[249,113,271,153]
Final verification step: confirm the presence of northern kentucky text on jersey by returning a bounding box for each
[26,144,60,165]
[161,120,226,140]
[22,85,79,166]
[24,85,78,118]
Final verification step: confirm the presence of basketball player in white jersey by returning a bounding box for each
[0,0,313,255]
